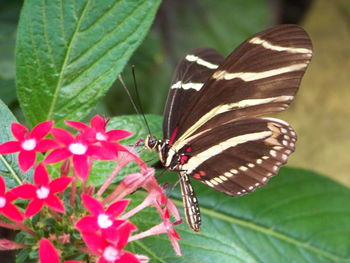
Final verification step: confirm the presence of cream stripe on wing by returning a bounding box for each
[173,95,293,149]
[249,37,312,54]
[185,54,219,69]
[182,131,272,174]
[171,81,204,91]
[212,63,308,81]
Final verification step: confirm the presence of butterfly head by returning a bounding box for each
[145,135,159,151]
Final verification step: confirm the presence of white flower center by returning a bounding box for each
[103,246,119,262]
[21,138,36,151]
[69,142,87,155]
[0,197,6,208]
[96,132,107,141]
[36,186,50,199]
[97,214,113,229]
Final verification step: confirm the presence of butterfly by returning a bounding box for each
[145,24,312,232]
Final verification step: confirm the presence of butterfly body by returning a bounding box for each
[145,25,312,232]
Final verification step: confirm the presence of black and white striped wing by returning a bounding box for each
[167,25,312,195]
[171,25,312,142]
[179,118,296,196]
[163,48,224,139]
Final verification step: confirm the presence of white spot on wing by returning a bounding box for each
[185,54,219,69]
[230,169,238,174]
[249,37,312,54]
[214,177,223,184]
[210,179,219,186]
[270,150,277,158]
[219,175,228,181]
[206,180,214,187]
[224,172,233,178]
[213,64,307,81]
[239,166,248,172]
[171,81,204,91]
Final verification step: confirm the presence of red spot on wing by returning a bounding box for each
[193,171,206,179]
[193,173,201,179]
[168,126,178,146]
[186,147,192,152]
[180,155,188,164]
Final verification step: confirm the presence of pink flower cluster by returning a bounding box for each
[0,115,182,263]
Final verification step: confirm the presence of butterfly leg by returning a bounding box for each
[178,172,201,232]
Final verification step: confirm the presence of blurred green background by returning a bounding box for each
[0,0,349,190]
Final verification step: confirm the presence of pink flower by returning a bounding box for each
[0,176,23,222]
[113,169,181,224]
[43,128,115,179]
[66,115,132,159]
[11,164,72,217]
[129,203,182,256]
[156,206,182,256]
[0,121,58,172]
[82,230,139,263]
[76,194,136,243]
[66,115,132,144]
[39,238,83,263]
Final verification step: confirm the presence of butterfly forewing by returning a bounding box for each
[163,48,224,139]
[171,25,312,143]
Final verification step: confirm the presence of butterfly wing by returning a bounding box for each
[170,25,312,144]
[179,117,296,196]
[163,48,224,139]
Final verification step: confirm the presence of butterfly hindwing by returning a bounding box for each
[178,118,296,196]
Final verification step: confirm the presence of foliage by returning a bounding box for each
[0,0,349,262]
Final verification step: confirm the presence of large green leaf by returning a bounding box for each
[0,99,32,188]
[16,0,161,128]
[127,168,350,262]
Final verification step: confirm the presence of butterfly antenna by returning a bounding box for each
[118,74,151,136]
[131,65,152,136]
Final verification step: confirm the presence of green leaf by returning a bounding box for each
[127,168,350,262]
[88,114,161,186]
[16,0,161,128]
[0,99,32,188]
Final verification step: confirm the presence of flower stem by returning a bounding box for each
[97,161,122,196]
[70,175,77,207]
[120,197,150,220]
[0,220,36,236]
[0,155,22,185]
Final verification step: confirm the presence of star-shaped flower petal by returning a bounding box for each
[43,128,115,179]
[0,121,59,172]
[66,115,132,144]
[76,194,136,243]
[11,164,72,217]
[66,115,132,160]
[0,175,23,222]
[81,231,140,263]
[39,238,84,263]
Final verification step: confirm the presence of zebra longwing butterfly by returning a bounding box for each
[145,25,312,232]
